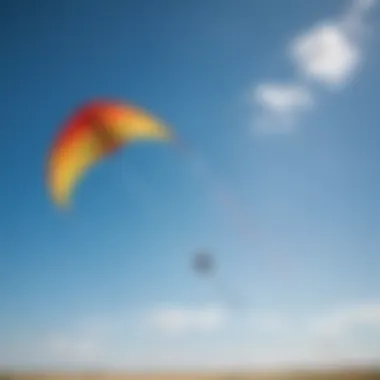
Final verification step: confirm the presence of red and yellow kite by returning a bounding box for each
[47,100,172,208]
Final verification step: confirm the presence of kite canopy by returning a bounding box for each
[47,100,172,208]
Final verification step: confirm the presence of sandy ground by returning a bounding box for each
[1,370,380,380]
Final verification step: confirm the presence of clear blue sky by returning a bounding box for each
[1,0,380,371]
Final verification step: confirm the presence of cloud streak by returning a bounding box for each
[254,83,314,132]
[309,302,380,339]
[1,301,380,370]
[147,305,227,335]
[251,0,377,133]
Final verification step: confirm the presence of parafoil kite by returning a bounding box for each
[47,100,172,208]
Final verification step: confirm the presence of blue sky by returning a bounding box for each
[1,0,380,371]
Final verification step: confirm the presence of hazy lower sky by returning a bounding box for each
[1,0,380,371]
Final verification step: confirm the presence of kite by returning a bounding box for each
[47,100,172,208]
[192,251,242,308]
[193,251,215,275]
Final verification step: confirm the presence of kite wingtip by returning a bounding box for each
[51,196,73,212]
[60,201,73,212]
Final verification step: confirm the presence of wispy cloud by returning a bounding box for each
[246,301,380,366]
[253,83,314,132]
[1,301,380,370]
[147,305,227,335]
[43,333,102,364]
[309,301,380,338]
[251,0,376,133]
[246,300,380,336]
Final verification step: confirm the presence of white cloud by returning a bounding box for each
[290,0,375,88]
[148,305,227,334]
[244,301,380,366]
[245,301,380,340]
[1,301,380,370]
[0,333,104,369]
[290,23,360,87]
[255,83,313,113]
[253,83,314,132]
[43,333,102,363]
[306,302,380,367]
[250,0,377,133]
[309,302,380,339]
[249,312,293,334]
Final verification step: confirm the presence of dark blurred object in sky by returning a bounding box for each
[193,251,215,275]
